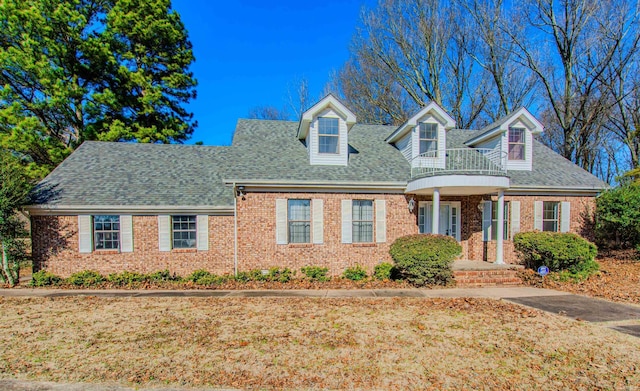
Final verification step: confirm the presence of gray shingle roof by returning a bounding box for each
[32,142,235,207]
[31,119,606,208]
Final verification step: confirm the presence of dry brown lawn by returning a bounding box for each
[0,296,639,390]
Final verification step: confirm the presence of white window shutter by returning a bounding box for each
[197,215,209,250]
[510,201,521,238]
[158,215,171,251]
[534,201,543,231]
[342,199,352,244]
[120,215,133,252]
[312,199,323,244]
[375,199,386,243]
[78,215,92,253]
[275,199,287,245]
[560,202,571,233]
[482,201,492,242]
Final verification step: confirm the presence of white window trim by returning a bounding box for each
[508,127,526,161]
[317,116,340,155]
[418,122,439,156]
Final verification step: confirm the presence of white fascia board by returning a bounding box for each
[26,205,234,216]
[297,94,356,139]
[386,101,456,143]
[224,179,407,191]
[466,107,544,146]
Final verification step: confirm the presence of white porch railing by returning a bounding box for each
[410,148,507,179]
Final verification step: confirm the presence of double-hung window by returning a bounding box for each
[491,201,510,240]
[288,199,311,243]
[419,123,438,156]
[94,215,120,250]
[352,200,373,243]
[542,202,559,232]
[508,127,525,160]
[172,215,197,248]
[318,117,339,154]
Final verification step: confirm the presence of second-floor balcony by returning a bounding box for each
[410,148,508,179]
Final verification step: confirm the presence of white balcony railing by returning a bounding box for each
[410,148,507,179]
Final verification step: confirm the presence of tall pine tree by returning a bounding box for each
[0,0,197,178]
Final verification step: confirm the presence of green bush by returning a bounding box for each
[342,264,368,281]
[553,259,600,282]
[265,267,293,283]
[30,270,62,287]
[389,234,461,286]
[235,269,266,282]
[195,274,228,285]
[107,271,147,285]
[66,270,104,287]
[300,266,330,282]
[596,183,640,248]
[148,269,181,282]
[373,262,395,280]
[513,231,598,275]
[186,269,213,283]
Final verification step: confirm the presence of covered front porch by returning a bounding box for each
[407,148,511,264]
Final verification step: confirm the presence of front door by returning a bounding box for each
[418,201,461,240]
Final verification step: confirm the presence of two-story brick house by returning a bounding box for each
[27,95,607,277]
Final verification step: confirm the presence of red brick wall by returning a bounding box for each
[31,193,597,277]
[235,192,417,275]
[31,215,234,277]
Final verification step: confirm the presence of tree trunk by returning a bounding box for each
[1,236,16,286]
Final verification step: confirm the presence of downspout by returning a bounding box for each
[233,182,238,277]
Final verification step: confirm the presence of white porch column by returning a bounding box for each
[432,188,440,234]
[495,190,505,264]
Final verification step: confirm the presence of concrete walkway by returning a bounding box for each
[0,286,564,299]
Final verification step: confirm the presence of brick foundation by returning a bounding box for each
[31,192,596,277]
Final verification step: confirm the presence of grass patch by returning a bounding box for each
[0,297,638,390]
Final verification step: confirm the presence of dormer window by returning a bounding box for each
[318,117,339,154]
[508,127,525,160]
[419,123,438,155]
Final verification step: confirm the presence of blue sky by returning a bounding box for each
[172,0,375,146]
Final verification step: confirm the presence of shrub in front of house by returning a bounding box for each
[66,270,104,286]
[373,262,395,280]
[389,234,461,286]
[30,270,62,287]
[342,264,367,281]
[513,231,598,277]
[107,271,147,286]
[595,183,640,249]
[147,269,181,283]
[300,266,330,282]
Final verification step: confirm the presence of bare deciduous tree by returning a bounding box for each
[334,0,490,128]
[506,0,640,171]
[247,106,290,120]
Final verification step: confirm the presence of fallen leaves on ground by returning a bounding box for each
[0,296,638,390]
[520,250,640,304]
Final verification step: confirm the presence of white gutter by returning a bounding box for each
[232,182,238,277]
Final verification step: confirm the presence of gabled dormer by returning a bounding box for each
[385,101,456,169]
[297,94,356,166]
[465,107,543,171]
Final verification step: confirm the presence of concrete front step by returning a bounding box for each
[453,269,523,287]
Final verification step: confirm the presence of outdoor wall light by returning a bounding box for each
[408,197,415,213]
[477,201,484,212]
[236,186,246,199]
